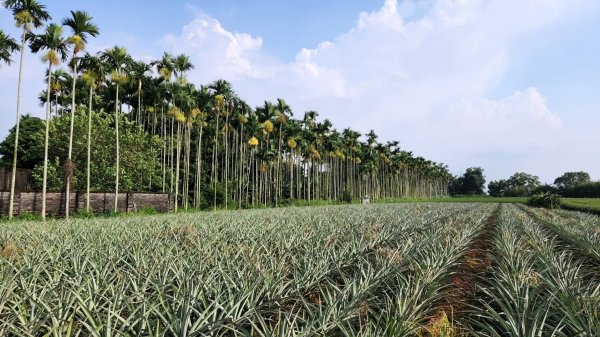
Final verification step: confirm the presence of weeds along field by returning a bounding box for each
[0,203,599,336]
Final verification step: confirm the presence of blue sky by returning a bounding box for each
[1,0,599,185]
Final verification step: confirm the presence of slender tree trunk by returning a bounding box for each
[41,61,53,219]
[184,123,191,210]
[174,123,181,212]
[137,80,142,126]
[114,84,120,212]
[8,31,27,219]
[65,59,78,220]
[238,124,244,208]
[161,105,166,192]
[195,124,203,208]
[275,127,282,206]
[213,112,220,211]
[86,85,93,212]
[224,110,229,209]
[170,118,174,194]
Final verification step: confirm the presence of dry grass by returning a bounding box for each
[419,309,466,337]
[376,247,404,265]
[170,224,198,235]
[0,242,22,259]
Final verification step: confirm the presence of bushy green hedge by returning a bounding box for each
[527,193,562,209]
[560,182,600,198]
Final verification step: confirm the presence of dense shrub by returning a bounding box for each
[488,172,540,197]
[559,182,600,198]
[527,193,561,209]
[449,167,486,196]
[339,189,353,203]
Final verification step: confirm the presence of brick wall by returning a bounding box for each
[0,192,172,216]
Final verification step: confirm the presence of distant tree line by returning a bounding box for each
[448,168,599,198]
[489,171,599,198]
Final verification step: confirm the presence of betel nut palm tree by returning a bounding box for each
[3,0,50,219]
[101,46,131,212]
[28,22,68,219]
[61,10,99,219]
[79,53,105,212]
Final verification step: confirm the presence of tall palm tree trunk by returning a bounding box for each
[65,60,78,219]
[212,114,220,211]
[8,32,26,219]
[114,84,120,212]
[137,80,142,126]
[41,62,53,219]
[174,123,181,212]
[194,124,203,208]
[238,124,244,208]
[275,129,282,206]
[86,84,93,212]
[184,123,191,209]
[224,111,229,209]
[161,105,166,192]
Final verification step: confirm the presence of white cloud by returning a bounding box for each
[436,87,563,158]
[162,9,268,81]
[159,0,596,182]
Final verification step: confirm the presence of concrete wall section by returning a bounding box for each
[0,192,172,216]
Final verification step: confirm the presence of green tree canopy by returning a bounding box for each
[488,172,540,197]
[554,171,591,190]
[450,167,486,196]
[0,115,44,169]
[1,112,163,192]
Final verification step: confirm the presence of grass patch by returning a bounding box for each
[561,198,600,214]
[375,196,527,204]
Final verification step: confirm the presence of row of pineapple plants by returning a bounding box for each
[469,204,600,336]
[0,203,492,336]
[522,206,600,263]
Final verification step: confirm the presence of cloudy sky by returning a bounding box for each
[1,0,599,184]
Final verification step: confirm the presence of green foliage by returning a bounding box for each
[561,198,600,214]
[488,172,540,197]
[201,181,228,209]
[530,184,559,195]
[22,111,164,192]
[449,167,486,196]
[559,182,600,198]
[0,115,44,169]
[339,189,353,203]
[30,157,62,191]
[526,192,561,208]
[554,171,591,190]
[73,210,95,219]
[12,212,43,221]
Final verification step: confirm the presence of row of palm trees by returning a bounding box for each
[1,0,451,219]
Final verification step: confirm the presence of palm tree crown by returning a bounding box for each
[61,10,99,54]
[28,23,69,65]
[3,0,51,30]
[0,30,20,66]
[101,46,130,75]
[174,54,194,78]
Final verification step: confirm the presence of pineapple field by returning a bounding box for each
[0,203,599,336]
